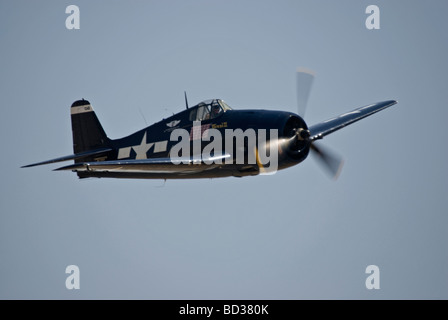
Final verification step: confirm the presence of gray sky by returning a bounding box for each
[1,0,447,299]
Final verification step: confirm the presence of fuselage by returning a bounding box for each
[79,99,310,179]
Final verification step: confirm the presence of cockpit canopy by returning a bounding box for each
[189,99,232,121]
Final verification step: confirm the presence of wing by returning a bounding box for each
[54,154,232,174]
[21,147,113,168]
[308,100,398,141]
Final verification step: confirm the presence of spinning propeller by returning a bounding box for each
[293,68,344,179]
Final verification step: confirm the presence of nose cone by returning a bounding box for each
[297,128,310,140]
[281,115,311,161]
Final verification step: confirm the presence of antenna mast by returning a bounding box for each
[184,91,189,109]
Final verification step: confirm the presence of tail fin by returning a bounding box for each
[71,99,109,161]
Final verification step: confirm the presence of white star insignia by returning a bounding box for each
[132,132,154,159]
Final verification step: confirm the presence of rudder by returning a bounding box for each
[71,99,109,158]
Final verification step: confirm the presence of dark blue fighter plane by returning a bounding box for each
[22,70,397,179]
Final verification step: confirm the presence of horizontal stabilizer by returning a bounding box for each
[309,100,398,141]
[21,147,113,168]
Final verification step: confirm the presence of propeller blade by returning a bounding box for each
[296,67,315,118]
[310,142,344,179]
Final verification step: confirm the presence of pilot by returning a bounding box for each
[211,105,222,118]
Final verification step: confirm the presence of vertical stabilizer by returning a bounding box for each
[70,99,109,157]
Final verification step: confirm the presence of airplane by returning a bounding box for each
[22,70,398,180]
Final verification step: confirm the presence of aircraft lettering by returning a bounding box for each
[212,122,228,129]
